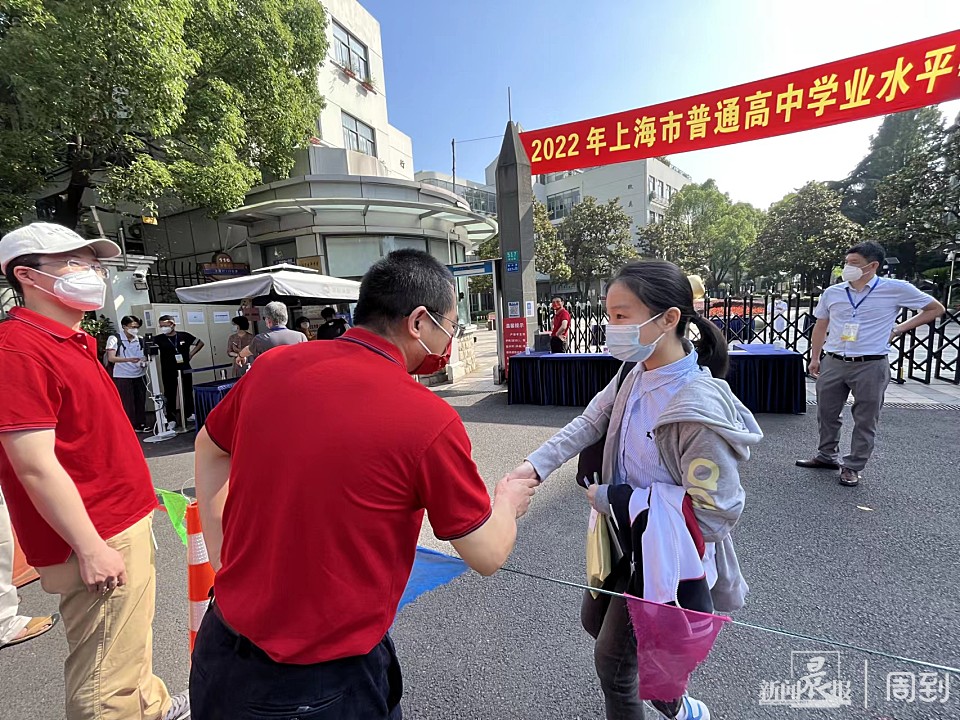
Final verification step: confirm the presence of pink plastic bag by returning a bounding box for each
[625,594,730,701]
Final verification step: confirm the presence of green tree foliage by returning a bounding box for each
[532,197,570,281]
[867,110,947,272]
[939,110,960,243]
[752,181,861,292]
[636,180,761,290]
[468,199,570,293]
[832,108,945,227]
[559,196,637,295]
[0,0,328,230]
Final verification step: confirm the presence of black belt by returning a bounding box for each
[825,352,886,363]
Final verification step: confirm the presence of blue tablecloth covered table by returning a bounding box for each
[193,378,239,431]
[727,344,805,414]
[508,346,805,413]
[508,352,621,406]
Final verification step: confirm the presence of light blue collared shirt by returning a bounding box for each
[616,349,703,489]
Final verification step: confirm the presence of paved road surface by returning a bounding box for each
[3,392,958,719]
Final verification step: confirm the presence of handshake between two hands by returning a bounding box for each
[496,461,540,518]
[497,461,602,519]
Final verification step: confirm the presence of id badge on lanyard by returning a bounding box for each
[843,279,879,343]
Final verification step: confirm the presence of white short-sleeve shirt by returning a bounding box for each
[813,278,934,356]
[105,333,146,379]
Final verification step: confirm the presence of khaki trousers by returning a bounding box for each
[37,513,171,720]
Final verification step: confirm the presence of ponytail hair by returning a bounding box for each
[608,260,729,378]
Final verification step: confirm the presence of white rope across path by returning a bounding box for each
[499,565,960,676]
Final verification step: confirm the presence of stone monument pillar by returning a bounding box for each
[494,121,536,378]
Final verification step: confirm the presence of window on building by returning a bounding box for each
[648,176,657,194]
[462,187,497,215]
[546,188,581,220]
[332,21,369,78]
[656,179,665,197]
[383,237,426,255]
[649,211,657,224]
[342,112,376,156]
[263,241,298,265]
[325,236,382,278]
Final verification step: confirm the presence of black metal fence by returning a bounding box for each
[146,259,205,304]
[537,294,960,385]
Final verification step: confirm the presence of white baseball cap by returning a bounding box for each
[0,222,122,273]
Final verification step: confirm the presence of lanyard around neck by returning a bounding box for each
[845,278,880,317]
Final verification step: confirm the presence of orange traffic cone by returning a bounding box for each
[12,524,39,588]
[186,501,216,652]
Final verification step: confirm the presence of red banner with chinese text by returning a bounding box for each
[520,31,960,174]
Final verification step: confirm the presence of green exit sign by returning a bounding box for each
[505,251,519,262]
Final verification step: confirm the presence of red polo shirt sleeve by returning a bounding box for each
[203,374,248,454]
[417,417,492,541]
[0,350,60,432]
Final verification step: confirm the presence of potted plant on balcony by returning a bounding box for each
[360,74,377,92]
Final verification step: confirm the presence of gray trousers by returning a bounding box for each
[815,354,890,471]
[580,573,684,719]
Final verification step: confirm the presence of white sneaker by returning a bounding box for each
[663,696,709,720]
[162,690,190,720]
[166,421,177,432]
[187,414,196,423]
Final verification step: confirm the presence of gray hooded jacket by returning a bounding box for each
[526,353,763,612]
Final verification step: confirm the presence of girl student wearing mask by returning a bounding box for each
[505,260,762,720]
[105,315,149,432]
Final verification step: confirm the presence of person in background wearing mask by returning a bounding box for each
[504,260,761,720]
[237,301,306,367]
[191,249,537,718]
[156,314,204,430]
[227,315,253,377]
[796,241,944,486]
[105,315,149,432]
[550,296,571,353]
[315,305,349,340]
[0,223,189,720]
[294,315,316,341]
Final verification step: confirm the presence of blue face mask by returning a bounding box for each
[605,313,665,363]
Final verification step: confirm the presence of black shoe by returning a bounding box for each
[839,467,861,486]
[796,458,840,470]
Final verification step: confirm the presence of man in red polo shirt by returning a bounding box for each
[0,223,189,720]
[192,249,537,719]
[550,296,571,353]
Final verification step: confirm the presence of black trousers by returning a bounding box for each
[161,369,193,422]
[113,376,147,428]
[190,608,403,720]
[550,336,568,353]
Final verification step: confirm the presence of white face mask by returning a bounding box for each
[31,268,106,311]
[841,264,864,282]
[160,326,174,335]
[605,313,665,363]
[126,327,140,337]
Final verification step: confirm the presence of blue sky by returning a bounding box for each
[359,0,960,209]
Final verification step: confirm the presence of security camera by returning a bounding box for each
[133,265,149,281]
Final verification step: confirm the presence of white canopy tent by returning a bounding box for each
[174,264,360,305]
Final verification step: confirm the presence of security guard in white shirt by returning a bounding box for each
[796,241,944,486]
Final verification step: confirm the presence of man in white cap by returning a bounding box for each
[0,223,189,719]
